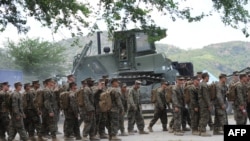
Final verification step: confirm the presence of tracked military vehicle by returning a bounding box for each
[72,29,194,104]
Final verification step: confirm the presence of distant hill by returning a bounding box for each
[59,33,250,77]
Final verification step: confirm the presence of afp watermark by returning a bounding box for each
[224,125,250,140]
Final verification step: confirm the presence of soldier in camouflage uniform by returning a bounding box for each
[182,78,191,132]
[198,72,212,136]
[233,73,248,125]
[171,76,185,136]
[63,82,81,140]
[22,83,47,141]
[213,74,228,135]
[8,82,30,141]
[127,80,149,135]
[148,81,169,132]
[81,78,100,141]
[0,82,10,141]
[41,78,59,141]
[106,78,124,141]
[118,83,128,136]
[246,72,250,123]
[188,76,200,135]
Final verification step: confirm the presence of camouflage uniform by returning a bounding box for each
[8,91,29,141]
[171,85,184,134]
[127,87,146,132]
[63,91,81,138]
[233,82,248,125]
[119,89,128,134]
[213,82,227,134]
[198,81,211,134]
[106,88,124,138]
[22,90,44,138]
[53,88,62,135]
[246,82,250,123]
[42,87,58,139]
[188,85,199,132]
[0,90,10,140]
[148,87,168,130]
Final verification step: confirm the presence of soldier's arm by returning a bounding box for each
[202,84,211,107]
[83,88,95,112]
[12,94,20,116]
[236,84,244,107]
[128,89,135,108]
[216,85,224,107]
[172,88,180,108]
[156,89,164,108]
[44,91,53,113]
[189,87,198,109]
[114,90,124,113]
[70,94,79,116]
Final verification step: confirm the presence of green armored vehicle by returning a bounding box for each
[72,29,194,104]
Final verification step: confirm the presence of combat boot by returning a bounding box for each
[99,134,108,139]
[82,136,89,141]
[119,131,128,136]
[213,127,224,135]
[174,131,184,136]
[192,130,200,136]
[128,131,134,135]
[89,135,100,141]
[168,127,174,133]
[75,136,82,140]
[51,136,58,141]
[28,136,36,141]
[110,136,121,141]
[37,136,48,141]
[147,126,153,132]
[139,130,149,134]
[200,132,211,137]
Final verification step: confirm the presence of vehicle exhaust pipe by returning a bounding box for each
[97,31,102,55]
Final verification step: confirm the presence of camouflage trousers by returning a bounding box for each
[63,110,81,137]
[119,111,125,132]
[107,111,119,136]
[214,108,226,130]
[182,107,191,128]
[149,107,167,129]
[95,112,107,135]
[0,112,10,139]
[83,111,96,137]
[8,116,29,141]
[127,108,145,131]
[198,107,210,132]
[172,107,183,132]
[41,111,57,137]
[247,103,250,123]
[190,109,199,131]
[23,109,42,136]
[234,107,247,125]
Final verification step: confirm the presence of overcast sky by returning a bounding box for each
[0,0,250,50]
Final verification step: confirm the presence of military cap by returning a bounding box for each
[2,82,10,86]
[121,83,127,87]
[111,78,119,83]
[219,73,227,79]
[81,79,87,84]
[99,79,105,83]
[102,75,109,79]
[239,73,247,78]
[45,77,54,83]
[176,76,185,80]
[14,82,22,87]
[32,80,39,84]
[185,76,191,80]
[201,72,209,78]
[69,82,77,88]
[135,80,142,84]
[192,76,200,80]
[196,71,202,75]
[85,77,95,82]
[24,83,31,88]
[67,74,74,78]
[233,71,239,75]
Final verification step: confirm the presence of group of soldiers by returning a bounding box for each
[148,71,250,137]
[0,71,250,141]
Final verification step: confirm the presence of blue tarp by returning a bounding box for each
[0,69,23,88]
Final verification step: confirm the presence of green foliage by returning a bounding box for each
[6,38,66,79]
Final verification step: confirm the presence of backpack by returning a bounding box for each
[34,89,44,109]
[151,87,159,103]
[208,83,216,101]
[99,89,112,112]
[227,82,239,101]
[184,85,191,104]
[59,91,70,110]
[165,85,173,103]
[76,89,84,107]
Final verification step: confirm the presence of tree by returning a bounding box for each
[6,38,66,79]
[0,0,249,37]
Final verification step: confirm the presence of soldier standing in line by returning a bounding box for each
[42,78,59,141]
[188,76,200,135]
[118,83,129,136]
[234,73,248,125]
[0,82,10,141]
[127,80,149,135]
[182,77,191,132]
[148,81,169,132]
[81,78,100,141]
[106,78,124,141]
[171,76,185,136]
[198,72,212,137]
[22,83,47,141]
[229,71,239,86]
[8,82,31,141]
[246,72,250,123]
[63,82,81,140]
[213,74,228,135]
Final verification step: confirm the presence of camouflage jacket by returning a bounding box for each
[120,89,128,112]
[66,91,79,117]
[0,90,9,113]
[214,83,227,108]
[128,87,141,110]
[22,90,36,110]
[188,85,199,109]
[235,82,247,107]
[83,86,95,112]
[43,87,58,113]
[199,81,210,108]
[11,91,24,117]
[171,85,184,108]
[91,86,104,112]
[155,87,167,109]
[110,87,124,113]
